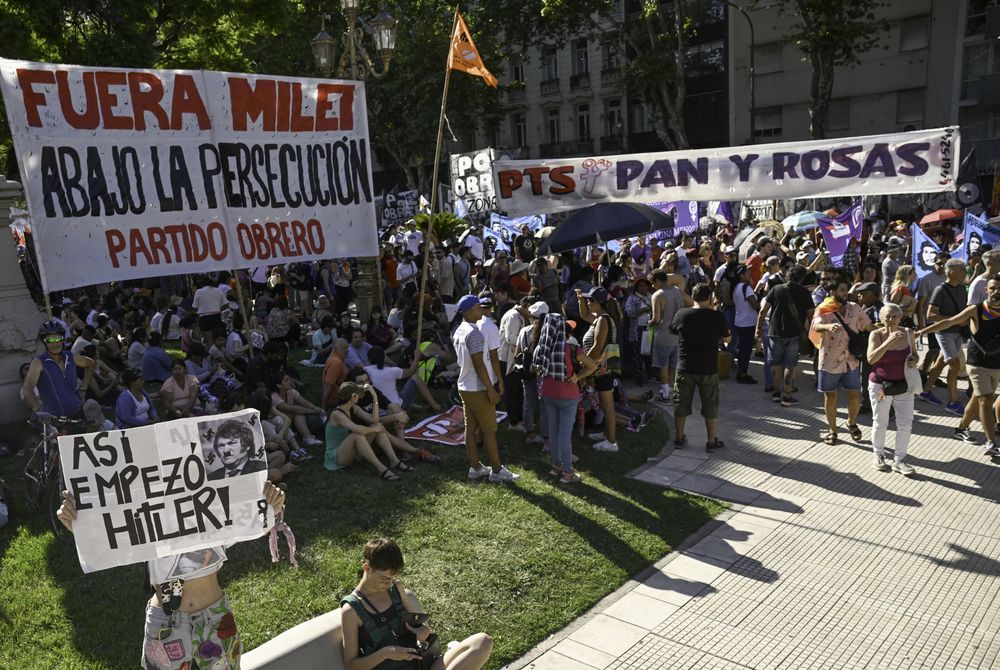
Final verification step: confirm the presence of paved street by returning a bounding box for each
[511,361,1000,670]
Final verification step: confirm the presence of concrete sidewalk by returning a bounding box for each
[509,366,1000,670]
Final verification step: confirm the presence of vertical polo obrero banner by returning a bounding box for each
[450,148,498,214]
[0,59,378,292]
[492,127,960,217]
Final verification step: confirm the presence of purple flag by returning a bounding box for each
[817,200,863,268]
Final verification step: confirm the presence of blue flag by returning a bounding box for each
[911,223,940,282]
[953,210,999,262]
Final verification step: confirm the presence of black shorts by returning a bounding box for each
[594,373,617,393]
[198,313,223,333]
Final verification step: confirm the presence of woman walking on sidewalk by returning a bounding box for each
[866,304,917,475]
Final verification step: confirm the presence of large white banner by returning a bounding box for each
[58,409,270,573]
[492,128,959,217]
[0,59,378,291]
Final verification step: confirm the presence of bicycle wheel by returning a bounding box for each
[21,440,46,510]
[48,482,72,543]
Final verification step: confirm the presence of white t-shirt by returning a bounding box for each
[453,320,488,391]
[127,341,146,368]
[364,364,405,406]
[150,311,182,339]
[193,286,226,315]
[466,235,484,260]
[148,546,227,585]
[733,282,758,328]
[404,229,423,255]
[225,331,248,362]
[498,308,525,367]
[396,261,418,285]
[476,315,502,383]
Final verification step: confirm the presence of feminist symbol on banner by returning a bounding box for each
[257,499,270,529]
[580,159,612,195]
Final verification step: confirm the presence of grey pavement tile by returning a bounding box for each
[567,614,648,657]
[671,472,727,496]
[601,591,679,630]
[524,651,604,670]
[549,640,618,670]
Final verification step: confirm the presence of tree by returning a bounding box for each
[778,0,887,139]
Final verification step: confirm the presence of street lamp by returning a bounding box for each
[311,6,398,322]
[728,2,755,144]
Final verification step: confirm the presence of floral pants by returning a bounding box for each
[141,595,242,670]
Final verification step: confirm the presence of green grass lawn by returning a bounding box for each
[0,349,724,670]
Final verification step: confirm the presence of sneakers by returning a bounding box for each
[954,427,980,444]
[983,443,1000,457]
[780,395,800,407]
[706,439,725,452]
[559,470,582,484]
[303,436,323,447]
[771,392,782,403]
[873,453,891,472]
[892,459,916,476]
[415,448,440,463]
[593,440,619,452]
[488,466,520,483]
[588,432,606,441]
[467,463,491,480]
[657,391,673,405]
[673,435,687,449]
[945,401,965,416]
[918,391,943,405]
[290,448,313,463]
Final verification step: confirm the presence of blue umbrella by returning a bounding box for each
[540,203,674,254]
[781,210,825,232]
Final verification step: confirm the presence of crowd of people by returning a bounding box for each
[16,208,1000,669]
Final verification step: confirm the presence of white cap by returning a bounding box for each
[724,245,736,254]
[528,301,549,317]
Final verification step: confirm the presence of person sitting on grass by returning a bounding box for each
[247,390,311,464]
[365,346,443,414]
[267,371,325,447]
[324,382,412,481]
[57,482,286,670]
[141,332,173,383]
[114,368,158,428]
[341,537,493,670]
[346,367,440,464]
[161,359,202,419]
[76,343,121,405]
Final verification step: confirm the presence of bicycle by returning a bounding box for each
[22,414,87,542]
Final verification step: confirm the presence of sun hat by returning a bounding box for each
[528,301,549,317]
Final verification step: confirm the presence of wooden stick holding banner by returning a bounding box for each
[233,269,254,346]
[415,8,461,347]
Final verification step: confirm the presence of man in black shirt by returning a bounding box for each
[756,265,814,406]
[669,283,732,452]
[513,224,537,263]
[921,258,969,415]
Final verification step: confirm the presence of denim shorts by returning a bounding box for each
[651,344,679,369]
[141,594,242,670]
[768,336,800,368]
[817,367,861,393]
[936,332,965,363]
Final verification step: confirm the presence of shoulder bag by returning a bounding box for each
[904,328,923,394]
[833,310,868,361]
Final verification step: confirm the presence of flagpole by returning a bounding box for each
[415,7,461,347]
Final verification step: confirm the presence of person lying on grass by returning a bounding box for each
[341,537,493,670]
[325,382,413,481]
[57,482,286,670]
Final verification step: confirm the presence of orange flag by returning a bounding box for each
[447,10,498,88]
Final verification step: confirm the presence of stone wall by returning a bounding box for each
[0,176,45,420]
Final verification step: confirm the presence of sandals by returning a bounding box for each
[380,468,401,481]
[394,461,414,473]
[848,424,863,442]
[823,433,838,445]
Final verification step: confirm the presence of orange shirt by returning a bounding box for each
[322,353,347,406]
[383,257,399,288]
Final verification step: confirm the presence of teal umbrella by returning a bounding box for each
[781,210,825,231]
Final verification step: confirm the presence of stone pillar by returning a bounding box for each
[0,176,45,419]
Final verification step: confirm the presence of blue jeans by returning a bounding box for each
[543,395,578,472]
[522,377,548,436]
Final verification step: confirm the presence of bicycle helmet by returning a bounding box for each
[38,320,64,340]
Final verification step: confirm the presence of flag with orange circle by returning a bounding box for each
[447,11,498,88]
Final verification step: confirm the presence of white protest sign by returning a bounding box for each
[450,147,497,214]
[58,409,271,573]
[493,127,959,216]
[0,59,378,292]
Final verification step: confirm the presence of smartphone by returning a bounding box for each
[402,611,431,627]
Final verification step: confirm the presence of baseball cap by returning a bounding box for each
[857,282,879,294]
[478,292,495,308]
[724,245,736,254]
[583,287,609,302]
[457,294,480,313]
[528,301,549,317]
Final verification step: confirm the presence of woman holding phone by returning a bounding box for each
[341,537,493,670]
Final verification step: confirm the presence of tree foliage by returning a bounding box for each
[778,0,888,139]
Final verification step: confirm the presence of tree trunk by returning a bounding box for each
[808,50,834,140]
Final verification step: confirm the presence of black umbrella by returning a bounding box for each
[539,202,675,254]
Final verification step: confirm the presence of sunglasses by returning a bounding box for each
[43,336,64,344]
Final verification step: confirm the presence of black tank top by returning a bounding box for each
[968,303,1000,369]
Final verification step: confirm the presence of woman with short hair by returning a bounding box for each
[866,303,917,475]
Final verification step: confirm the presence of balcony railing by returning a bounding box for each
[601,68,623,85]
[540,79,560,96]
[570,72,591,90]
[539,142,564,157]
[507,86,526,102]
[570,139,594,155]
[600,135,624,153]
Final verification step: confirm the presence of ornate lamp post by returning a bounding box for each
[311,2,398,322]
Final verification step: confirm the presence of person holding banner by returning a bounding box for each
[57,481,286,670]
[919,274,1000,459]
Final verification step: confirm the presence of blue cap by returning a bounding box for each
[457,294,480,313]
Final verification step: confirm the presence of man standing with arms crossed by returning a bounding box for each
[453,295,519,483]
